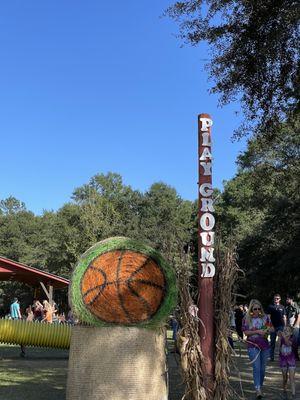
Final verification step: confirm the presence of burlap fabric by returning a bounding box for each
[66,325,168,400]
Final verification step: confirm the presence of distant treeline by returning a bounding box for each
[0,116,299,308]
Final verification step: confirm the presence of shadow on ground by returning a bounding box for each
[0,345,68,400]
[1,340,299,399]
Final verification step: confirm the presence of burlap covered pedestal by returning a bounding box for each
[66,325,168,400]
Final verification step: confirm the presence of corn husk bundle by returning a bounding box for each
[173,251,208,400]
[214,243,244,400]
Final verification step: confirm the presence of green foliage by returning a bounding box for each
[0,196,26,215]
[0,173,195,286]
[216,116,300,303]
[139,182,195,255]
[166,0,300,136]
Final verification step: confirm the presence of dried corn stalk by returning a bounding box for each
[171,241,244,400]
[214,243,244,400]
[173,251,208,400]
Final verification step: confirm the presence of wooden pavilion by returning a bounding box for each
[0,256,69,304]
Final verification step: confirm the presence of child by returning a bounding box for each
[25,305,34,322]
[279,326,296,398]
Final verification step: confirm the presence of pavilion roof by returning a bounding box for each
[0,256,69,289]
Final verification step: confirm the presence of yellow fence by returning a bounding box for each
[0,319,71,349]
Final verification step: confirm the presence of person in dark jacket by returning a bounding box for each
[235,305,245,339]
[266,294,286,361]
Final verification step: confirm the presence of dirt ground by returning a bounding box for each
[230,341,300,400]
[0,340,299,399]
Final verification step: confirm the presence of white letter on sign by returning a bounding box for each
[200,213,215,231]
[201,198,214,212]
[200,247,215,262]
[200,162,212,176]
[201,263,215,277]
[200,232,215,246]
[199,147,212,160]
[199,183,213,197]
[202,132,211,146]
[200,118,213,132]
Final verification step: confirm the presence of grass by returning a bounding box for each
[2,336,295,399]
[0,344,68,400]
[0,333,184,400]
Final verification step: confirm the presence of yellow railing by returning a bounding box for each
[0,318,71,349]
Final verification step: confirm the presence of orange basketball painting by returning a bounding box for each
[70,237,177,327]
[81,250,165,324]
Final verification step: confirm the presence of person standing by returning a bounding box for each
[266,294,286,361]
[242,299,274,399]
[10,298,25,357]
[286,294,300,361]
[25,305,34,322]
[228,308,236,349]
[278,326,297,399]
[32,299,44,321]
[235,305,245,339]
[10,298,21,320]
[42,300,57,323]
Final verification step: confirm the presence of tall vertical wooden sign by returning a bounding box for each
[198,113,215,392]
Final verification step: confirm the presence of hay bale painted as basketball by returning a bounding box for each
[70,237,177,327]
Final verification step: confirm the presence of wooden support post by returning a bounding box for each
[40,282,54,304]
[49,285,53,305]
[198,113,215,396]
[40,282,50,301]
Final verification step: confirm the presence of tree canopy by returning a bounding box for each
[166,0,300,137]
[215,115,300,302]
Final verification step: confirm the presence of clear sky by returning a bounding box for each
[0,1,246,215]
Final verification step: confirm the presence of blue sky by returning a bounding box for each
[0,1,246,215]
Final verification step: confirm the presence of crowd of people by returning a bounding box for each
[8,293,300,398]
[9,297,76,325]
[233,294,299,399]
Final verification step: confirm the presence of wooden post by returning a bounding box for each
[40,282,53,304]
[198,113,215,395]
[40,281,50,300]
[48,285,53,305]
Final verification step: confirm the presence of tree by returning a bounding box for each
[140,182,195,257]
[72,172,144,242]
[166,0,300,137]
[0,196,26,215]
[216,116,300,303]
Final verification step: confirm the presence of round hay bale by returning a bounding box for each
[69,237,177,327]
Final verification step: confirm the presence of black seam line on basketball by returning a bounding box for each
[127,280,152,318]
[80,259,121,321]
[117,250,134,323]
[82,268,107,297]
[89,265,107,272]
[83,282,115,298]
[83,277,164,298]
[85,281,120,323]
[79,259,107,306]
[129,278,165,291]
[83,269,108,305]
[127,257,152,280]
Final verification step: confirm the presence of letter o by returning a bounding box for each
[200,213,215,231]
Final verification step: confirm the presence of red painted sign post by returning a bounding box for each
[198,113,215,395]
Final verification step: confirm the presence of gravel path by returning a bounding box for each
[230,341,300,400]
